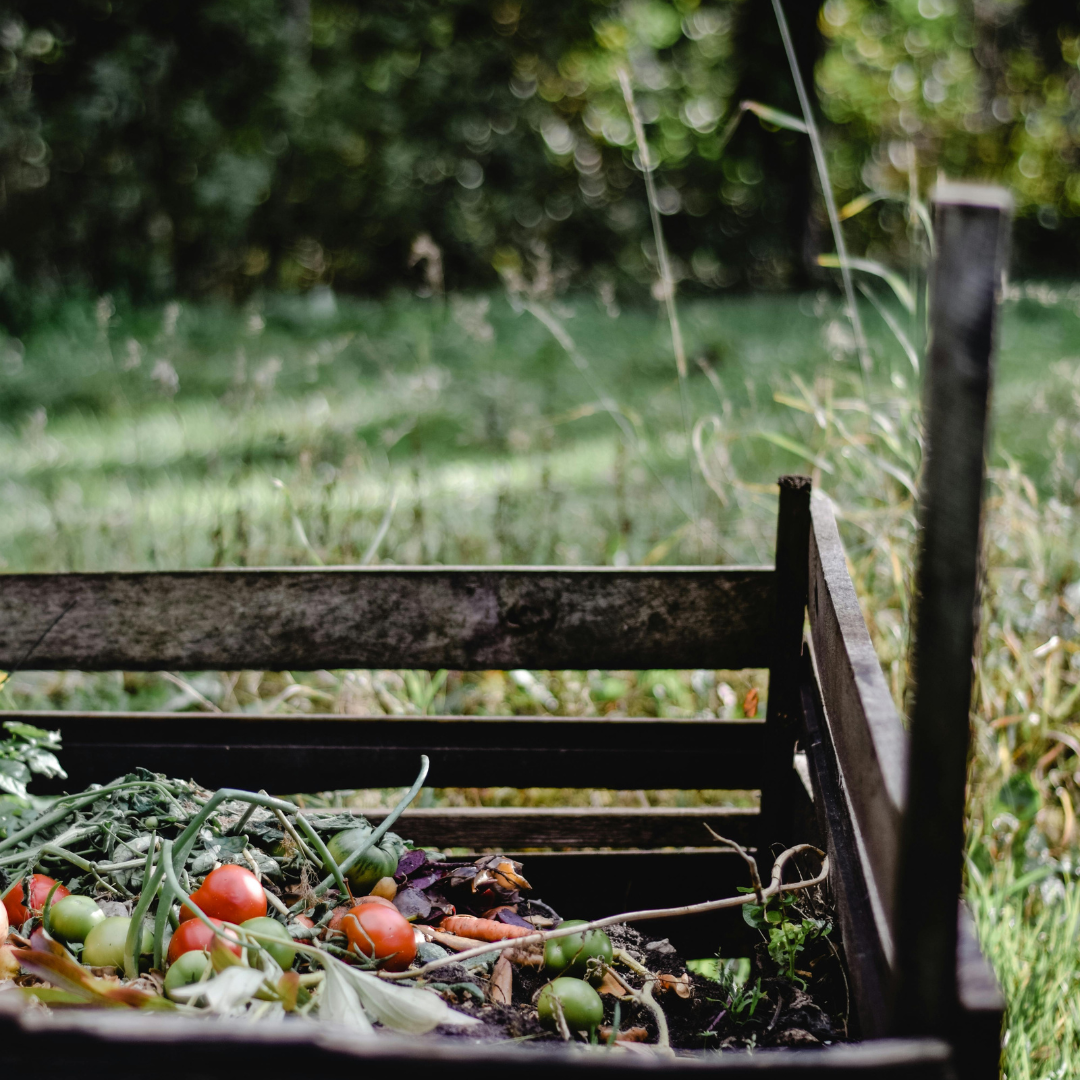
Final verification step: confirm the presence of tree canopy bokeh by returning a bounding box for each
[1,0,1077,319]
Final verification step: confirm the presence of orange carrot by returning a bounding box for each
[439,915,533,941]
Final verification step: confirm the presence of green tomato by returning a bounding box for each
[326,827,405,894]
[82,916,152,969]
[543,920,613,984]
[241,916,296,970]
[49,895,105,944]
[537,978,604,1036]
[164,950,213,1000]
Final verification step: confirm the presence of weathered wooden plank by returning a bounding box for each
[0,566,775,672]
[954,905,1005,1080]
[798,658,891,1039]
[761,475,812,862]
[0,979,953,1075]
[807,494,906,956]
[348,805,758,850]
[19,711,767,793]
[893,184,1012,1040]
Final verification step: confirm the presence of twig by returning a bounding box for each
[603,958,671,1051]
[703,826,764,905]
[382,843,828,981]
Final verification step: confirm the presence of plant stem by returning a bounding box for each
[383,843,828,981]
[771,0,870,383]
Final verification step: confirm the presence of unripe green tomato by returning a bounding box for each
[164,950,213,1000]
[543,920,613,984]
[537,978,604,1036]
[241,916,296,970]
[326,828,404,894]
[49,895,105,944]
[82,916,152,969]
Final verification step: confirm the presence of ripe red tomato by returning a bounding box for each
[342,903,416,971]
[3,874,70,928]
[178,864,266,926]
[167,916,243,965]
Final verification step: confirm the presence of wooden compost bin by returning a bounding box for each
[0,185,1010,1078]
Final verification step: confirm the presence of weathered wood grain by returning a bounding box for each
[347,804,759,850]
[761,475,812,863]
[798,657,891,1039]
[807,493,907,955]
[0,566,775,672]
[19,711,767,793]
[893,184,1012,1042]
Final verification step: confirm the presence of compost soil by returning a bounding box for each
[422,916,848,1053]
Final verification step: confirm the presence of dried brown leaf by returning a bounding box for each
[488,954,513,1005]
[599,1025,650,1043]
[654,971,691,999]
[595,970,631,999]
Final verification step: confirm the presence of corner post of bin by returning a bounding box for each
[760,474,812,868]
[891,184,1012,1041]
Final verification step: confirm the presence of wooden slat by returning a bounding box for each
[0,982,954,1074]
[761,475,812,862]
[352,805,758,850]
[798,658,891,1039]
[18,711,767,793]
[0,566,774,672]
[807,494,906,958]
[955,906,1005,1080]
[894,184,1012,1042]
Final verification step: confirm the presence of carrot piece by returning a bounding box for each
[438,915,533,942]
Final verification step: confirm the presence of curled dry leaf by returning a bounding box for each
[599,1025,650,1043]
[595,970,631,999]
[488,953,513,1005]
[471,856,531,894]
[654,971,691,999]
[743,687,759,719]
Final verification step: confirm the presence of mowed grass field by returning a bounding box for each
[1,285,1079,1075]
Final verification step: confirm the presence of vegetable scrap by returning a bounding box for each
[0,733,846,1052]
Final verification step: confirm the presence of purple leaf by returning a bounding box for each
[394,849,427,880]
[494,909,533,929]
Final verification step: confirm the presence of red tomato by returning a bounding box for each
[342,903,416,971]
[167,916,242,965]
[178,864,266,926]
[3,875,70,928]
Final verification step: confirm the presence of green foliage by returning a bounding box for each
[742,889,831,989]
[0,720,65,800]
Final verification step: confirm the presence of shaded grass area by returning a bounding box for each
[2,286,1080,1074]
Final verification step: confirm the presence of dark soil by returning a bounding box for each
[418,901,849,1053]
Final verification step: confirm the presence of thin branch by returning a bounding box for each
[703,825,764,905]
[381,842,828,981]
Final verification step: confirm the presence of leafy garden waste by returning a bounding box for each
[0,720,840,1053]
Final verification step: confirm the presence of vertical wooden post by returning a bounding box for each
[760,474,812,868]
[892,184,1012,1037]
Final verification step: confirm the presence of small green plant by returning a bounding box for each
[716,957,765,1024]
[743,890,831,989]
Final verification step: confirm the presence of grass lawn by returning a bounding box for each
[1,285,1079,1075]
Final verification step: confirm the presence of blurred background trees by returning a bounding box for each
[1,0,1078,321]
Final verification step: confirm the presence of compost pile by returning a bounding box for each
[0,762,846,1053]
